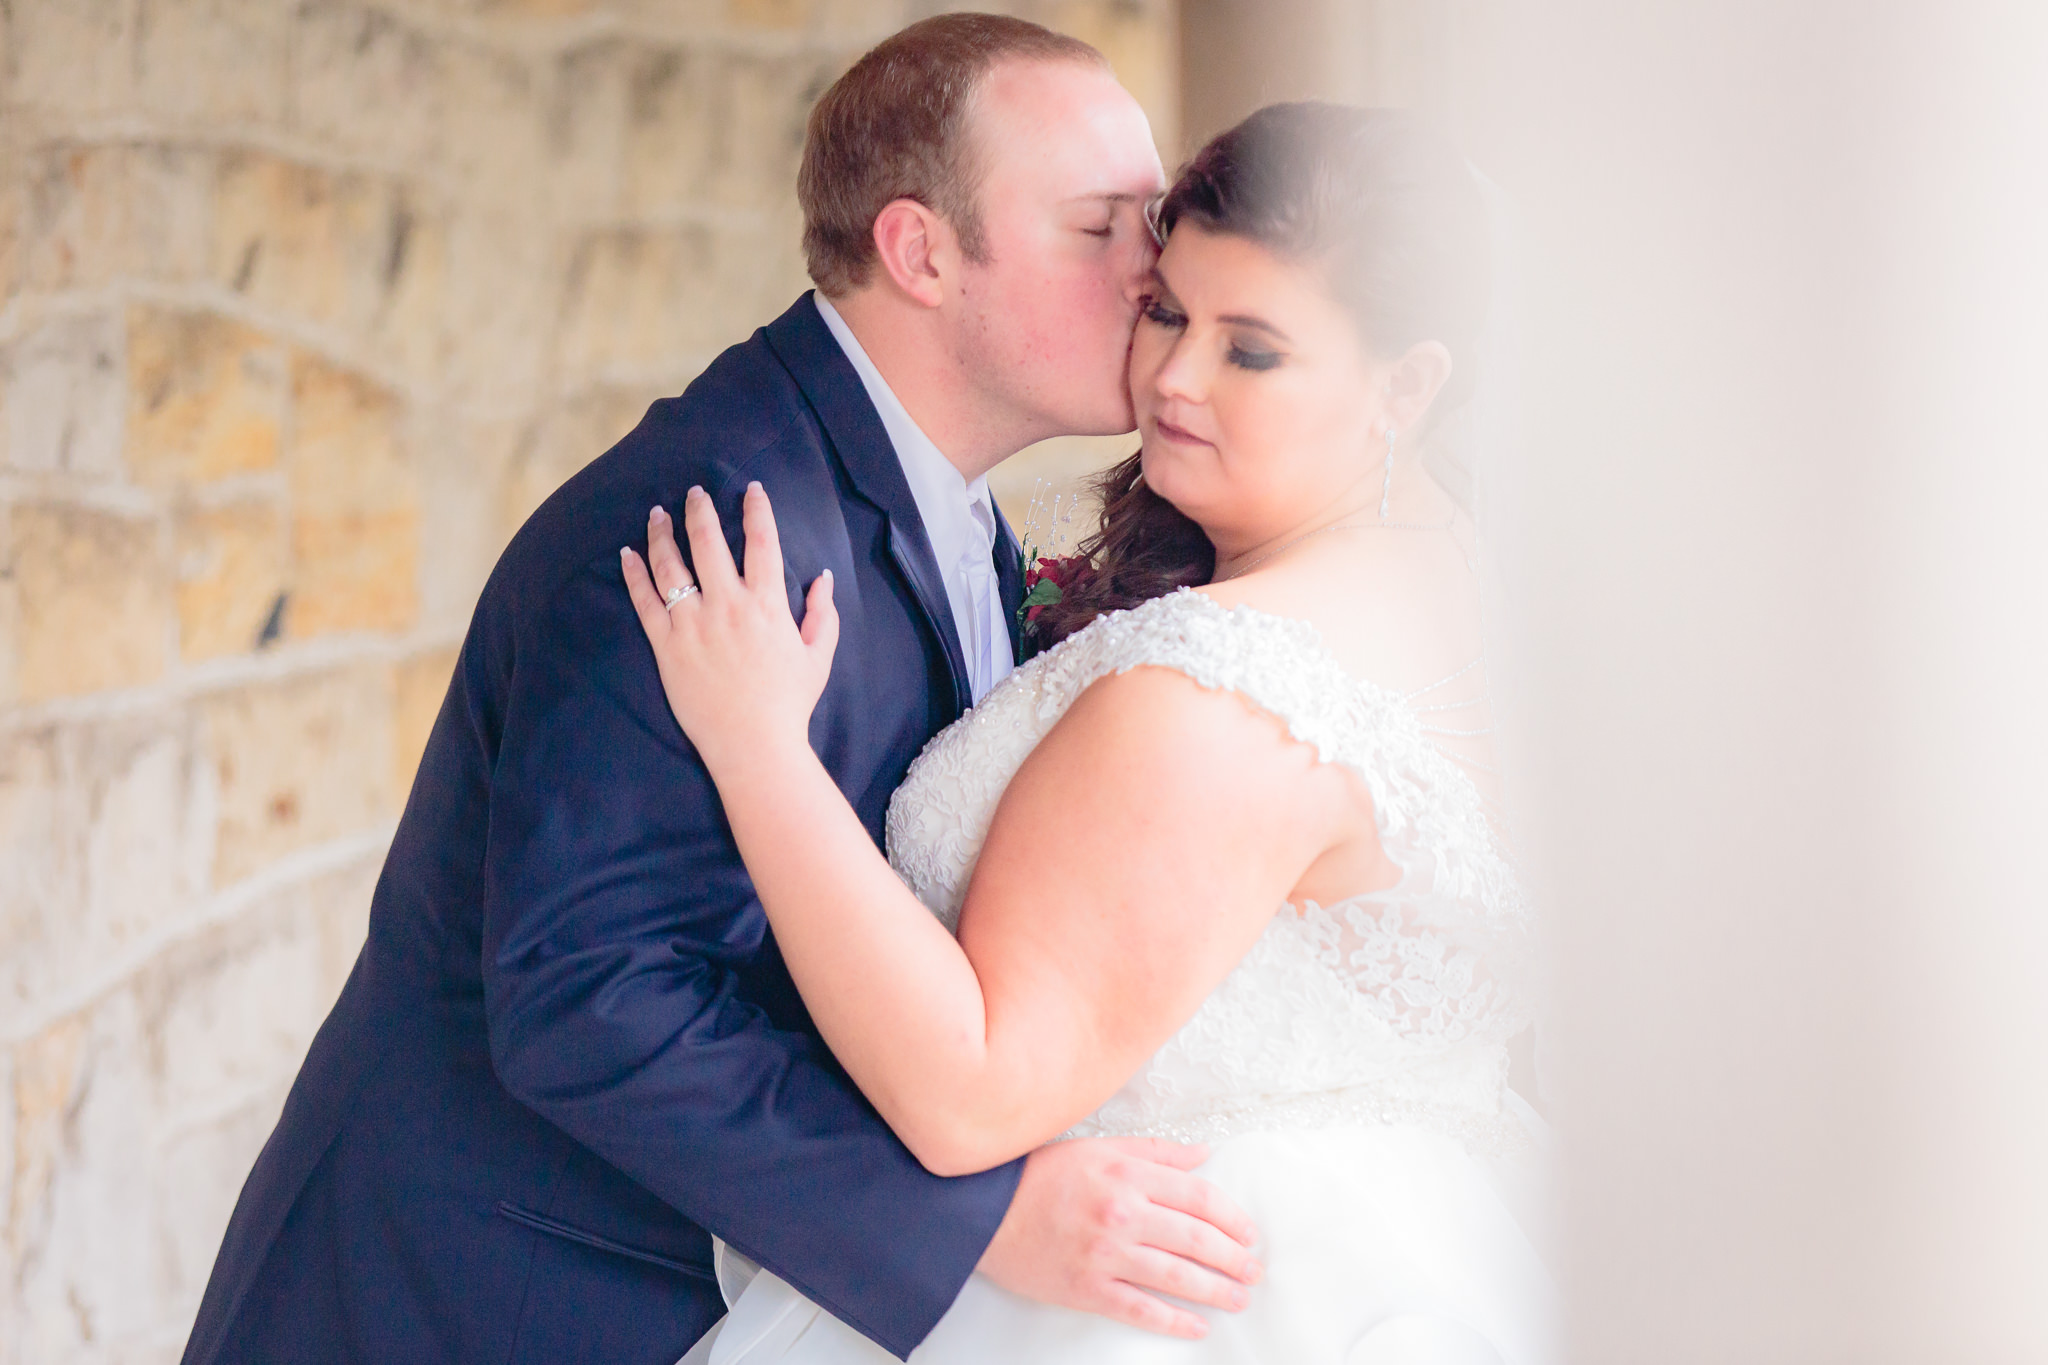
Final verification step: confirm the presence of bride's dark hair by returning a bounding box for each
[1030,102,1491,649]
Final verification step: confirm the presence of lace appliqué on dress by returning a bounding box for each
[884,589,1536,1156]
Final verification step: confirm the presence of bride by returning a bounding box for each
[622,103,1552,1363]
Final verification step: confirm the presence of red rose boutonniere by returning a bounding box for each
[1017,551,1092,660]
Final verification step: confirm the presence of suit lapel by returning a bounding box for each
[764,294,970,715]
[990,498,1026,661]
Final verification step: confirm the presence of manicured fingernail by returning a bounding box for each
[747,480,763,495]
[820,568,833,583]
[1244,1260,1263,1284]
[687,484,705,502]
[619,546,631,560]
[649,506,668,525]
[1228,1289,1248,1309]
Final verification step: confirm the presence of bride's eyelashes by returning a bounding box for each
[1228,343,1284,372]
[1140,297,1285,371]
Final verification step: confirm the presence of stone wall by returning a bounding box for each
[0,2,1176,1359]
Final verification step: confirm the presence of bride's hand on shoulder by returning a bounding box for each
[621,482,839,773]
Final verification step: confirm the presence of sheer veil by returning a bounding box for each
[1422,166,1531,842]
[1426,166,1550,1110]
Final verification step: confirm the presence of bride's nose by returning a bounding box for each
[1148,333,1210,406]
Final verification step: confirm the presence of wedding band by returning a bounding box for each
[663,583,698,608]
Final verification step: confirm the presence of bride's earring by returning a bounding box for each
[1380,425,1397,522]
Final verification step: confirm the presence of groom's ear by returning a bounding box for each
[870,197,953,309]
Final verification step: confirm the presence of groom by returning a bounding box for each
[182,14,1258,1365]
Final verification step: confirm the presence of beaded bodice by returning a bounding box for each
[884,589,1535,1152]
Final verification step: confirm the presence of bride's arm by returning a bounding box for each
[625,486,1355,1177]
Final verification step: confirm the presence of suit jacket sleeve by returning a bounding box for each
[477,547,1021,1359]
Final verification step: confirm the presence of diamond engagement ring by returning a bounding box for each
[663,584,699,608]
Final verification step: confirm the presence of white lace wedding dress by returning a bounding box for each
[685,589,1555,1365]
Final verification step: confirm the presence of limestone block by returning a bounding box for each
[7,502,172,703]
[0,132,23,311]
[414,412,521,636]
[133,863,375,1318]
[291,19,535,239]
[705,52,840,210]
[503,385,660,536]
[727,0,815,32]
[286,354,420,638]
[201,662,395,885]
[211,152,437,348]
[175,495,289,661]
[135,0,293,126]
[288,1,447,170]
[150,1095,279,1334]
[11,995,173,1361]
[20,141,216,292]
[393,646,458,809]
[0,310,127,479]
[9,1016,86,1286]
[314,863,374,999]
[369,195,452,385]
[814,0,912,40]
[0,730,82,1031]
[618,46,717,221]
[546,40,633,222]
[82,721,214,968]
[0,1046,15,1276]
[125,305,286,488]
[552,40,679,224]
[0,714,214,1039]
[7,0,139,118]
[435,35,550,190]
[440,207,554,407]
[476,0,608,14]
[614,45,838,220]
[554,220,803,386]
[579,0,727,26]
[141,864,369,1126]
[0,552,17,708]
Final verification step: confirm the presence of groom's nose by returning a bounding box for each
[1122,231,1160,308]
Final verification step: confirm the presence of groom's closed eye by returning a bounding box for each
[1141,300,1187,329]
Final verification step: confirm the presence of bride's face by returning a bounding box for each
[1128,226,1388,556]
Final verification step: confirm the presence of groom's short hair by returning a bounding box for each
[799,13,1108,297]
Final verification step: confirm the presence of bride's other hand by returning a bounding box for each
[621,483,839,771]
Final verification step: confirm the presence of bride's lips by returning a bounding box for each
[1151,415,1215,448]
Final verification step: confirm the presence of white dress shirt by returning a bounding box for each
[813,293,1015,704]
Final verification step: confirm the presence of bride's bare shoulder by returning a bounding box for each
[1192,529,1485,688]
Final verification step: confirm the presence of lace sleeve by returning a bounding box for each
[1039,588,1378,765]
[1038,590,1536,1043]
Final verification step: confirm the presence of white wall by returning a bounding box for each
[1482,3,2048,1358]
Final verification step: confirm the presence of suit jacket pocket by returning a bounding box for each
[495,1201,717,1282]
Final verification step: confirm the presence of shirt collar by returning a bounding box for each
[812,292,993,571]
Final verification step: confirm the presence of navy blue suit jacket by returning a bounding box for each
[182,295,1029,1365]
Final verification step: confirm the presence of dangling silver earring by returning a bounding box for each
[1380,425,1398,522]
